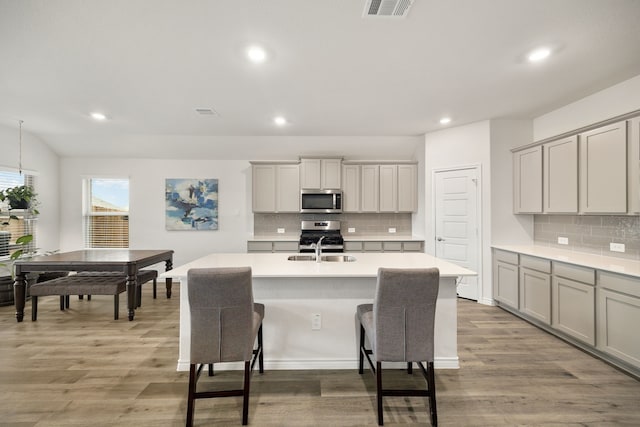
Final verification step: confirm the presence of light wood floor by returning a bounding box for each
[1,285,639,426]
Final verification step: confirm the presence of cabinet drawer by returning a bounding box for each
[553,262,595,285]
[273,241,299,252]
[344,241,363,252]
[402,241,422,252]
[247,241,273,252]
[363,241,383,252]
[597,271,640,298]
[520,255,551,273]
[493,249,518,265]
[382,242,402,252]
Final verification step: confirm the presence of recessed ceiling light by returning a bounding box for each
[247,45,267,63]
[439,117,451,125]
[90,112,107,121]
[274,116,287,126]
[527,47,551,62]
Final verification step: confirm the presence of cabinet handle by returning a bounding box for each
[437,237,445,242]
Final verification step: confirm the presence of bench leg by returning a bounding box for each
[59,296,65,310]
[32,296,38,321]
[114,295,119,320]
[65,295,70,308]
[153,279,157,299]
[136,285,142,308]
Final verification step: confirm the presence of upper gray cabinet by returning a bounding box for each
[513,146,543,213]
[579,121,627,213]
[251,162,300,213]
[629,117,640,214]
[341,164,361,212]
[344,162,417,213]
[300,158,342,190]
[543,136,578,213]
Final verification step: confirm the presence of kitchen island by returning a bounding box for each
[161,252,476,371]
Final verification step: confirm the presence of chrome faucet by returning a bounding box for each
[311,236,325,262]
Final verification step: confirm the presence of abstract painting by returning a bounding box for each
[165,178,218,230]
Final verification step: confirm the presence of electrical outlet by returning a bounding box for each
[388,227,396,233]
[311,313,321,330]
[348,227,356,233]
[610,243,625,253]
[558,237,569,245]
[277,228,285,234]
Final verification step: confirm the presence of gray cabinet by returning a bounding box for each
[579,121,628,213]
[596,271,640,370]
[543,136,578,213]
[300,158,341,190]
[397,164,418,212]
[519,255,551,324]
[344,240,424,253]
[492,249,519,309]
[513,146,543,213]
[551,262,595,345]
[342,164,360,212]
[629,117,640,214]
[247,240,299,253]
[360,165,379,212]
[251,162,300,213]
[379,165,397,212]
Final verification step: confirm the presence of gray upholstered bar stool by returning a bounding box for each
[186,267,264,426]
[357,267,440,426]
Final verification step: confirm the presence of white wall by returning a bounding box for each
[490,119,534,246]
[59,158,253,268]
[0,123,60,253]
[534,73,640,140]
[424,121,492,303]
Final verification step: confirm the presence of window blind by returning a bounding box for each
[83,178,129,248]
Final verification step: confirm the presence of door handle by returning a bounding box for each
[437,237,445,242]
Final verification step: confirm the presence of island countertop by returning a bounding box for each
[161,252,476,280]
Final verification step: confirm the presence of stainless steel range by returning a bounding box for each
[299,220,344,253]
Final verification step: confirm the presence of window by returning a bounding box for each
[83,178,129,248]
[0,170,37,258]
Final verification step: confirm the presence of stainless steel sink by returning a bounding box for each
[320,255,357,262]
[287,254,357,262]
[287,255,317,261]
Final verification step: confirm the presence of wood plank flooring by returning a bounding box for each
[1,286,639,426]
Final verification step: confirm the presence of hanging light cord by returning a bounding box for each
[18,119,23,175]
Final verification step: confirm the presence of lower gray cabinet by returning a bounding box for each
[552,276,595,345]
[519,255,551,324]
[493,250,519,309]
[597,272,640,369]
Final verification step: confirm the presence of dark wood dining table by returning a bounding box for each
[13,249,174,322]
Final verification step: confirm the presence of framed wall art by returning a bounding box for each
[165,178,218,230]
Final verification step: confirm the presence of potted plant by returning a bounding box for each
[0,185,39,212]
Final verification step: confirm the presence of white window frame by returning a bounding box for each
[83,177,130,249]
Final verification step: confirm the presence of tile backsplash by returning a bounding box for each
[254,213,413,237]
[534,215,640,260]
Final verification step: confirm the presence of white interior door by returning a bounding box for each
[434,168,480,300]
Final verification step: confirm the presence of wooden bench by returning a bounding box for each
[76,270,159,307]
[30,275,127,320]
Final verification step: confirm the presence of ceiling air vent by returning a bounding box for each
[364,0,413,17]
[195,108,218,116]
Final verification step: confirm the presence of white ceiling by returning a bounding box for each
[1,0,640,159]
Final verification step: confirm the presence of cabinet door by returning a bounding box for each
[276,164,300,212]
[519,267,551,324]
[379,165,397,212]
[544,136,578,213]
[300,159,321,189]
[342,164,360,212]
[629,117,640,214]
[513,146,542,213]
[361,165,379,212]
[397,164,417,212]
[252,165,276,212]
[321,159,342,189]
[579,121,627,213]
[552,276,595,345]
[597,288,640,369]
[493,260,519,309]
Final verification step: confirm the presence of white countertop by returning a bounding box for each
[248,235,425,242]
[492,245,640,278]
[161,252,475,280]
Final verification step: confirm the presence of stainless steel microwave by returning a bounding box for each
[300,189,342,213]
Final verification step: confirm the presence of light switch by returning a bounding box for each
[277,228,285,234]
[610,243,625,253]
[348,227,356,233]
[558,237,569,245]
[388,228,396,233]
